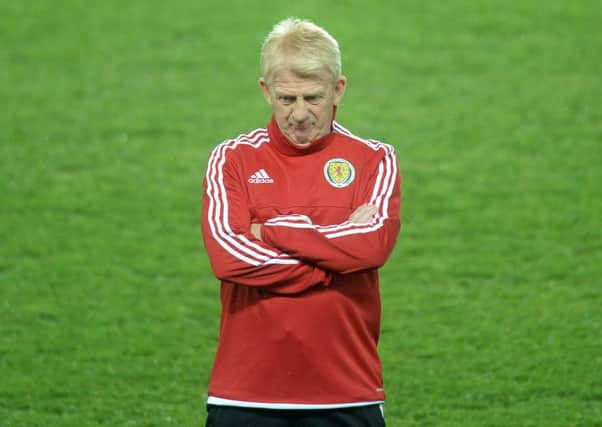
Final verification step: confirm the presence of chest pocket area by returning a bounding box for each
[249,186,355,225]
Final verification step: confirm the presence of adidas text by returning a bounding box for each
[248,169,274,184]
[248,177,274,184]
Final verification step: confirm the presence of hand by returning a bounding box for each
[348,204,377,224]
[250,223,262,240]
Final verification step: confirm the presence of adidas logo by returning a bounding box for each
[248,169,274,184]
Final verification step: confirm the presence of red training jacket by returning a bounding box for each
[201,116,401,408]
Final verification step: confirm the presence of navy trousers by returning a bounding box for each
[205,404,386,427]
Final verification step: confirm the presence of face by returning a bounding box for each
[260,69,346,147]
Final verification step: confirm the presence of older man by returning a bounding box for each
[201,17,401,427]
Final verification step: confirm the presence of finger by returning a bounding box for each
[349,204,377,224]
[349,204,372,222]
[250,223,262,240]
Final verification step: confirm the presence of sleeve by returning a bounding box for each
[260,145,401,275]
[201,141,331,295]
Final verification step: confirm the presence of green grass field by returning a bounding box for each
[2,1,601,425]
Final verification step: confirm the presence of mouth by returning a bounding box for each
[289,124,312,146]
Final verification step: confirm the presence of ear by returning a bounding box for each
[259,78,273,105]
[333,75,347,106]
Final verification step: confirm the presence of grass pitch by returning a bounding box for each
[1,1,601,426]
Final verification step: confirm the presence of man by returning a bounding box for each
[201,18,401,427]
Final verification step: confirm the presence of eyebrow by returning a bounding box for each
[275,91,325,98]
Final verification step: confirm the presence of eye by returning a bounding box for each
[278,96,295,105]
[304,96,323,105]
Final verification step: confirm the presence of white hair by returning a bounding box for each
[260,18,342,84]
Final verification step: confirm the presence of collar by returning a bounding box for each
[267,107,338,156]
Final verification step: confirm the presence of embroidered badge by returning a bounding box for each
[323,158,355,188]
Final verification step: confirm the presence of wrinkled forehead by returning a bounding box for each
[268,68,334,93]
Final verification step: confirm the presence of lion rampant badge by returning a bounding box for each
[323,158,355,188]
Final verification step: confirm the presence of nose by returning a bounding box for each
[291,99,309,122]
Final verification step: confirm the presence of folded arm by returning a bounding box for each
[201,141,331,295]
[257,147,402,274]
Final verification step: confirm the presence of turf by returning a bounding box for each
[1,1,601,426]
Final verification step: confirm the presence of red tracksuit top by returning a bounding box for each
[201,116,401,408]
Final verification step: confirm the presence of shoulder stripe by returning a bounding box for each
[332,121,395,154]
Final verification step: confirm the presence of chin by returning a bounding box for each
[291,139,312,148]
